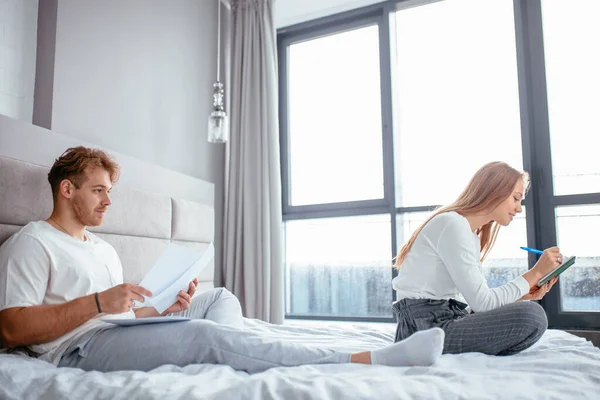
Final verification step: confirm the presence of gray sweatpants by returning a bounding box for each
[58,288,350,373]
[392,298,547,355]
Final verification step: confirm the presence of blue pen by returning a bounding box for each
[520,246,543,255]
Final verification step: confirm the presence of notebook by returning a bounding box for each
[538,255,577,286]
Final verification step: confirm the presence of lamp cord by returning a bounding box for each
[217,0,221,82]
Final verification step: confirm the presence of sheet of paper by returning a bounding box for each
[135,242,214,314]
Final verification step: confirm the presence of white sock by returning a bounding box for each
[370,327,445,367]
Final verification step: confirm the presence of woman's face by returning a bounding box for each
[491,180,525,226]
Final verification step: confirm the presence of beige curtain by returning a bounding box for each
[222,0,284,324]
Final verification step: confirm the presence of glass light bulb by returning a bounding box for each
[208,110,229,143]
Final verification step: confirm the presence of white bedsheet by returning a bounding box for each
[1,319,599,400]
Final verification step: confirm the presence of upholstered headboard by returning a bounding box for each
[0,155,216,292]
[0,115,216,292]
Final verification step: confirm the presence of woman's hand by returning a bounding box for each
[520,276,558,301]
[533,247,563,275]
[523,246,563,287]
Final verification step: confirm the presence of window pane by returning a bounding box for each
[555,205,600,311]
[393,0,523,207]
[288,25,384,206]
[483,209,528,288]
[396,211,430,248]
[542,1,600,195]
[397,209,528,289]
[285,215,392,318]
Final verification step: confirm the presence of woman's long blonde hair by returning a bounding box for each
[394,162,529,268]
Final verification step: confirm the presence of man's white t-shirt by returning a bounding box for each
[393,211,530,312]
[0,221,134,364]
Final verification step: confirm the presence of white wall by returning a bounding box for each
[0,0,38,121]
[50,0,222,184]
[0,114,215,207]
[30,0,226,281]
[275,0,385,28]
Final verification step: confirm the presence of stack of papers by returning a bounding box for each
[134,242,214,314]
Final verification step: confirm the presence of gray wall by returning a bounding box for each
[48,0,223,184]
[0,0,38,120]
[4,0,226,280]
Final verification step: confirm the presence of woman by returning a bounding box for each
[392,161,560,356]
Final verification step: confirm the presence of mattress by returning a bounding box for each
[1,319,599,399]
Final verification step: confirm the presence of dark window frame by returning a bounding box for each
[278,0,600,329]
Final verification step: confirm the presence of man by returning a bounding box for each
[0,146,445,373]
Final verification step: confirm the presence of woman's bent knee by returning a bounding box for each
[502,301,547,354]
[515,301,548,335]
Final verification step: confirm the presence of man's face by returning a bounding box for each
[70,167,112,227]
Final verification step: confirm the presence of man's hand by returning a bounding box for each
[520,276,558,301]
[162,278,198,315]
[98,283,152,314]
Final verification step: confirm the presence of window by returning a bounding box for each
[536,0,600,325]
[393,0,523,208]
[287,25,384,206]
[391,0,528,291]
[555,206,600,311]
[279,0,600,329]
[542,0,600,195]
[285,215,392,318]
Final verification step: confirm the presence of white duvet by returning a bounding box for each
[1,319,599,400]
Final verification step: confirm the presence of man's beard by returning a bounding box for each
[72,195,100,226]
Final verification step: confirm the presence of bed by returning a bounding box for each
[1,115,599,399]
[1,320,599,399]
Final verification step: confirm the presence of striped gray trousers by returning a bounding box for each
[392,298,548,355]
